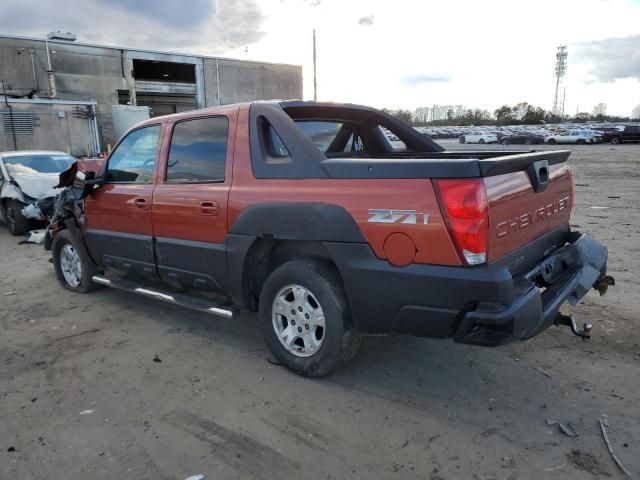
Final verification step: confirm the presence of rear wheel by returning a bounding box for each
[52,230,102,293]
[524,138,533,145]
[459,136,465,144]
[611,136,620,144]
[547,138,557,144]
[259,259,361,377]
[4,200,29,236]
[479,138,485,144]
[577,139,586,145]
[501,138,510,145]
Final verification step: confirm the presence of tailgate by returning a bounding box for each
[482,151,573,263]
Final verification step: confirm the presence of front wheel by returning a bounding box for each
[4,200,29,236]
[479,138,485,144]
[259,259,361,377]
[547,138,557,144]
[52,230,102,293]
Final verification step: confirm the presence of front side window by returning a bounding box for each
[107,125,161,183]
[166,116,228,182]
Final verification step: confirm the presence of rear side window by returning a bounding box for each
[166,116,228,183]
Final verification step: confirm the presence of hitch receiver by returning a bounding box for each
[555,313,592,341]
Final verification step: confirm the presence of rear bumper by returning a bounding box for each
[326,231,608,346]
[455,233,608,345]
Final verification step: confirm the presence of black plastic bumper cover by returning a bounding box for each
[454,233,607,346]
[325,232,608,346]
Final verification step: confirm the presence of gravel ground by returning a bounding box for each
[1,141,638,480]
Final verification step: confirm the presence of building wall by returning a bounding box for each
[0,35,303,150]
[0,102,96,155]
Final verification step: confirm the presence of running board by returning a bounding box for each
[92,275,234,319]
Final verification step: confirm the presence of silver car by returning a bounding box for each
[0,150,75,235]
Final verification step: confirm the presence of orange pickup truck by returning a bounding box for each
[46,101,613,376]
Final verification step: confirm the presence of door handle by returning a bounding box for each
[133,197,150,210]
[200,201,219,216]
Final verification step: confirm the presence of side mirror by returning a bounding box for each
[73,170,105,199]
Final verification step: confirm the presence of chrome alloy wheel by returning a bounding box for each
[272,284,325,357]
[60,244,82,287]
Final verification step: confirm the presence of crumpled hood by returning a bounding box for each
[10,173,60,200]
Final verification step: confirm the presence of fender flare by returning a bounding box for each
[226,203,366,308]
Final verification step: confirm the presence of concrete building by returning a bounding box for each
[0,33,303,154]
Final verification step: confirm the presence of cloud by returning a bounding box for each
[97,0,213,28]
[574,34,640,82]
[400,74,452,86]
[0,0,265,53]
[357,15,375,25]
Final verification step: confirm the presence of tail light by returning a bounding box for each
[434,179,488,265]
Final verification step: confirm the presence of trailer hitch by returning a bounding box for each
[555,313,592,340]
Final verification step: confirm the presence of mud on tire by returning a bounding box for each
[259,259,361,377]
[52,230,102,293]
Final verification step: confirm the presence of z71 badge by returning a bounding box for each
[368,209,429,225]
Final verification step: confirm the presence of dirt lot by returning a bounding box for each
[1,141,638,480]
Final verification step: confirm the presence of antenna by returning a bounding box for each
[552,45,568,117]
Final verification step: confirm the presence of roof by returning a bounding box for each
[0,33,302,69]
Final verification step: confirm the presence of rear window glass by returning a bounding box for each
[296,121,344,152]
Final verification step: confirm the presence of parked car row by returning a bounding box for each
[410,123,640,145]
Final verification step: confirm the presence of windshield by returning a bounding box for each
[3,154,76,175]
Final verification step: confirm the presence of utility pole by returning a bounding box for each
[552,45,567,117]
[312,29,317,101]
[561,87,566,120]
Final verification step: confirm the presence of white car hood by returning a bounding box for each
[9,173,59,200]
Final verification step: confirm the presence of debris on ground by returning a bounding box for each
[599,415,633,478]
[546,419,558,427]
[7,446,15,452]
[184,475,205,480]
[79,409,95,415]
[2,291,16,296]
[153,354,162,363]
[18,229,46,245]
[559,422,579,438]
[566,449,610,477]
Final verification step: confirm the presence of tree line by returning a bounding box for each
[383,103,640,126]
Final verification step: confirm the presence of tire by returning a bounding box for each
[52,230,102,293]
[524,138,532,145]
[547,138,557,145]
[501,139,510,145]
[611,137,620,145]
[4,200,29,236]
[459,136,465,144]
[577,139,586,145]
[259,259,361,377]
[479,138,485,144]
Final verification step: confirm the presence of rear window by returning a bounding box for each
[296,121,344,152]
[3,154,75,175]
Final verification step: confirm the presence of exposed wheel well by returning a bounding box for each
[241,238,337,311]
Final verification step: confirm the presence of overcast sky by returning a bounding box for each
[1,0,639,116]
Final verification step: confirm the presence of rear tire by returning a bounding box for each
[4,200,29,236]
[547,138,557,145]
[611,136,620,144]
[259,259,361,377]
[479,138,485,144]
[52,230,102,293]
[524,138,532,145]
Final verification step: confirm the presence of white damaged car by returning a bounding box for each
[0,151,76,235]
